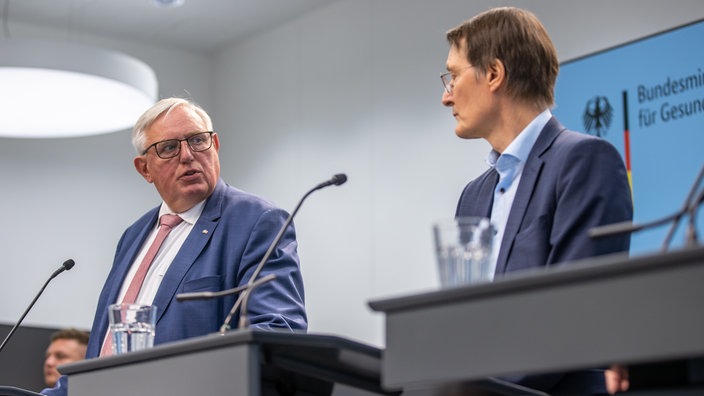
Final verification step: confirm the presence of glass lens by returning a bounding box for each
[187,132,211,151]
[441,72,452,93]
[148,132,213,158]
[155,140,181,158]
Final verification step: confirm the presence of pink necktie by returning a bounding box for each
[100,214,183,356]
[121,214,183,304]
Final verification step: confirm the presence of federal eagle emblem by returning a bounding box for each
[583,96,613,137]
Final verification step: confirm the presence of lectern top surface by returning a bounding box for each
[368,246,704,313]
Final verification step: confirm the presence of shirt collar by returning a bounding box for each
[486,109,552,167]
[159,200,206,226]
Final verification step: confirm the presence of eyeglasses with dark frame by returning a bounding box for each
[142,131,215,159]
[440,65,473,95]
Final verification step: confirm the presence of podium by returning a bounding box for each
[59,330,400,396]
[368,246,704,394]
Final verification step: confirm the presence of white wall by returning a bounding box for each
[1,1,703,348]
[212,0,704,346]
[0,22,214,329]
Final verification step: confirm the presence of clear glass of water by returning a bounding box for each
[433,217,494,288]
[108,303,156,354]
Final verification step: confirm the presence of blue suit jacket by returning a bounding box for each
[85,179,307,358]
[456,117,632,275]
[455,117,633,394]
[42,180,306,396]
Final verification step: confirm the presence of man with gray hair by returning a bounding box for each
[42,97,307,396]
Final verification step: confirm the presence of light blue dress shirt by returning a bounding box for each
[486,109,552,279]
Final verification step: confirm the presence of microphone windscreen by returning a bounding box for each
[63,259,76,271]
[333,173,347,186]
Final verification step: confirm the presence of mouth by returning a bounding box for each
[180,169,201,179]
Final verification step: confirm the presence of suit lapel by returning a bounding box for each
[94,210,157,349]
[106,216,157,305]
[479,169,499,217]
[151,180,224,323]
[495,117,563,274]
[456,169,499,218]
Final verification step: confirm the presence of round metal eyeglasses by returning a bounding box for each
[440,65,473,95]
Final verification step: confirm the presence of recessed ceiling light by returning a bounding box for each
[151,0,185,8]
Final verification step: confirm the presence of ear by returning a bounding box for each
[486,58,506,93]
[134,155,154,183]
[212,132,221,151]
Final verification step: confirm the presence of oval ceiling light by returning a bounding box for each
[0,38,158,138]
[151,0,185,8]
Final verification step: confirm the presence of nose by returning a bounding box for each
[441,89,453,107]
[178,140,195,162]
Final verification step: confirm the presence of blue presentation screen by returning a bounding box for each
[553,19,704,255]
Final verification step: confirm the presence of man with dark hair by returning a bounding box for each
[441,7,632,394]
[43,328,89,387]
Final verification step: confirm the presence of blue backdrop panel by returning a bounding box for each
[553,19,704,255]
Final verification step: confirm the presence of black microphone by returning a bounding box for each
[51,258,75,277]
[0,259,76,354]
[176,174,348,332]
[589,164,703,252]
[315,173,347,189]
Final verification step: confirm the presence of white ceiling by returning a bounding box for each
[2,0,337,54]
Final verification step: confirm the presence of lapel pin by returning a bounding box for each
[202,229,208,234]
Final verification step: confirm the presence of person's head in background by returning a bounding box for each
[44,328,89,387]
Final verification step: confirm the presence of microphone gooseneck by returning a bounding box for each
[226,173,347,332]
[660,165,703,251]
[175,174,348,333]
[224,173,347,332]
[0,259,76,354]
[588,214,677,239]
[249,173,347,284]
[685,189,704,247]
[588,163,703,252]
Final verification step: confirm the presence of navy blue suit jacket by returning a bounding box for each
[85,179,307,358]
[455,117,633,393]
[456,117,632,275]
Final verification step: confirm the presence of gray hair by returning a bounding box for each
[132,97,213,154]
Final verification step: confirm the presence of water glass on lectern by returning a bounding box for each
[108,303,156,354]
[433,217,494,288]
